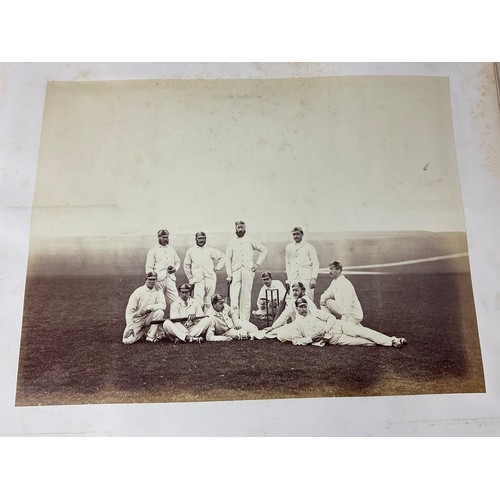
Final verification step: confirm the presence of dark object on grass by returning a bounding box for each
[151,315,208,325]
[273,282,290,322]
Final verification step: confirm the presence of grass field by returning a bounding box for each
[15,270,485,406]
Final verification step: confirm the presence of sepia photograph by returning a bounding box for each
[2,4,500,494]
[14,72,485,406]
[3,14,500,500]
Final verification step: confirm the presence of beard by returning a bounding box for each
[236,229,246,237]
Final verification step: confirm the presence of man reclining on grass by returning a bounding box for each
[262,281,317,340]
[282,297,408,348]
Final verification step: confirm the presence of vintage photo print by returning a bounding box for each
[15,74,484,406]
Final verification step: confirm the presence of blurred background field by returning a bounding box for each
[26,230,471,276]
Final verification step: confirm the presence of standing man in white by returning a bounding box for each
[285,226,320,300]
[226,221,267,321]
[183,231,226,311]
[145,229,180,307]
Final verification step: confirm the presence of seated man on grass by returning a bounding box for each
[206,294,263,341]
[162,283,211,343]
[319,260,363,324]
[122,271,165,344]
[252,271,287,320]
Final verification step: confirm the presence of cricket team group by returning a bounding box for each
[123,221,408,349]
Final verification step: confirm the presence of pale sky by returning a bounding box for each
[30,75,467,238]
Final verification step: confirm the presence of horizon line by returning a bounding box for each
[28,229,468,240]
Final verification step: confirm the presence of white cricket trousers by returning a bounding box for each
[321,301,362,325]
[276,324,301,342]
[162,317,212,342]
[158,276,179,306]
[208,321,261,340]
[229,267,254,321]
[122,310,164,344]
[303,278,315,301]
[192,277,216,311]
[328,321,394,346]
